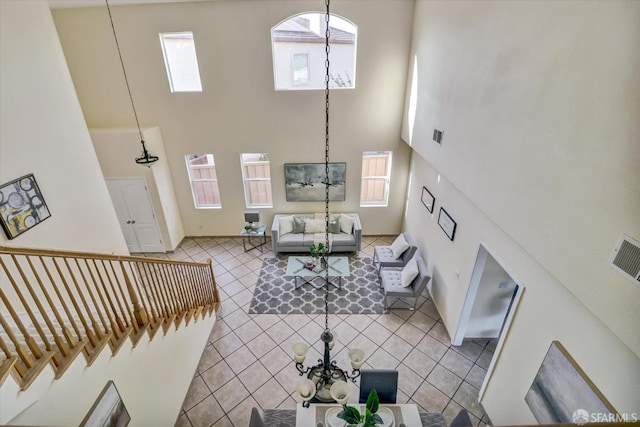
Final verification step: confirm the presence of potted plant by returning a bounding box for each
[309,242,325,266]
[338,389,383,427]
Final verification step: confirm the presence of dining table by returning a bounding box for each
[295,403,422,426]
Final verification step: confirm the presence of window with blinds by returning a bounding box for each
[360,151,392,207]
[185,154,221,208]
[241,153,273,208]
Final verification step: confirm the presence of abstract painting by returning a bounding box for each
[80,381,131,427]
[284,163,346,202]
[0,174,51,239]
[525,341,616,423]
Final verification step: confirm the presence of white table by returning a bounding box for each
[295,403,422,426]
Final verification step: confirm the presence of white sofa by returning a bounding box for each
[271,213,362,254]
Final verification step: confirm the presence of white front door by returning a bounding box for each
[106,178,165,253]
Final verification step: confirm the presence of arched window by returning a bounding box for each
[271,13,357,91]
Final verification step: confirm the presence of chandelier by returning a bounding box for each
[106,0,159,166]
[292,0,365,407]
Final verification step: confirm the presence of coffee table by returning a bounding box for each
[285,256,350,290]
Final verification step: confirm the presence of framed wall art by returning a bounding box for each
[525,341,617,423]
[80,381,131,427]
[421,186,435,213]
[0,174,51,240]
[284,163,346,202]
[438,207,456,241]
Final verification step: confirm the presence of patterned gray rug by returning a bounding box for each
[248,256,386,314]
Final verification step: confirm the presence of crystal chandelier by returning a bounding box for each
[106,0,159,166]
[292,0,365,408]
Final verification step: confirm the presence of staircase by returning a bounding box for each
[0,245,220,394]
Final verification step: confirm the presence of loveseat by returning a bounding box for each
[271,213,362,254]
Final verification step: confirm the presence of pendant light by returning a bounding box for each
[106,0,159,166]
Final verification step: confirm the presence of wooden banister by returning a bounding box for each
[0,244,220,389]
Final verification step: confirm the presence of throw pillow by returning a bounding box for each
[401,257,419,287]
[390,233,410,259]
[328,215,341,234]
[278,215,294,236]
[305,219,325,234]
[340,214,354,234]
[293,216,306,233]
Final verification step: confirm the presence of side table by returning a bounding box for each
[240,225,267,252]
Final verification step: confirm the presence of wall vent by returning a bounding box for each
[608,234,640,285]
[432,129,443,145]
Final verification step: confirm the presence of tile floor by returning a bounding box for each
[146,236,493,427]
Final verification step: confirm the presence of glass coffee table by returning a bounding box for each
[285,256,350,290]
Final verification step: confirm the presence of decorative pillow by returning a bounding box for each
[390,234,410,259]
[305,219,325,234]
[328,215,341,234]
[293,216,306,234]
[401,257,419,287]
[340,214,354,234]
[278,215,294,236]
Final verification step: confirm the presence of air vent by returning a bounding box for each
[432,129,444,145]
[608,234,640,285]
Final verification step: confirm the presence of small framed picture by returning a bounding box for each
[438,207,456,241]
[421,186,435,213]
[0,173,51,240]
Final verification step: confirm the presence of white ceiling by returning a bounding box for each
[48,0,215,9]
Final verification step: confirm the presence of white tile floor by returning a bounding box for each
[148,236,493,427]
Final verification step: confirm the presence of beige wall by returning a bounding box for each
[0,0,128,255]
[52,0,415,237]
[402,0,640,423]
[91,127,185,251]
[0,3,213,425]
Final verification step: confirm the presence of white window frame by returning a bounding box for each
[360,151,392,207]
[271,12,357,91]
[240,153,273,208]
[292,52,310,85]
[159,31,203,93]
[185,154,221,209]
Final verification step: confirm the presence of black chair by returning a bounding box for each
[358,369,398,404]
[249,407,265,427]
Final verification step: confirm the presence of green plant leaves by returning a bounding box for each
[337,389,383,426]
[366,389,379,414]
[337,406,361,424]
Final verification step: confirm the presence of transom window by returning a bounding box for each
[159,32,202,92]
[241,153,273,208]
[360,151,392,207]
[272,13,357,90]
[185,154,221,208]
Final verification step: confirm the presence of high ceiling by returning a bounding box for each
[48,0,215,9]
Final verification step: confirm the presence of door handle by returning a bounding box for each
[126,220,131,224]
[131,220,136,224]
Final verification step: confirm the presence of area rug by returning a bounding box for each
[248,256,386,314]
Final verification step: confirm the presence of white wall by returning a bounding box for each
[91,127,185,251]
[0,4,210,426]
[402,0,640,358]
[0,0,127,255]
[402,1,640,423]
[7,314,216,427]
[51,0,415,236]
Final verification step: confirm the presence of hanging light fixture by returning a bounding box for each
[106,0,159,166]
[292,0,365,407]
